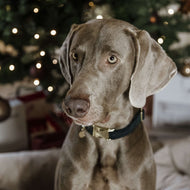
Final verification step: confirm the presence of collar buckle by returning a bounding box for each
[92,125,115,139]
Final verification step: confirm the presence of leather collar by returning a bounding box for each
[79,109,144,140]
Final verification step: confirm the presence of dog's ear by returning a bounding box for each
[59,24,80,85]
[128,30,177,108]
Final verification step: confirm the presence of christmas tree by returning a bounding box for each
[0,0,190,101]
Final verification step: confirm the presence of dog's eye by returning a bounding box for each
[72,52,78,61]
[107,55,118,64]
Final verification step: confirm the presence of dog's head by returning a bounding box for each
[59,19,177,126]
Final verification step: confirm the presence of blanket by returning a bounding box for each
[155,136,190,190]
[0,149,59,190]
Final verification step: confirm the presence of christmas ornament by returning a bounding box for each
[150,16,157,23]
[149,11,160,24]
[0,97,11,122]
[180,62,190,77]
[88,1,95,7]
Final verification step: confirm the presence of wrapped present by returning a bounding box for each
[16,90,72,150]
[31,132,66,150]
[18,91,53,120]
[31,113,71,150]
[17,91,54,138]
[28,118,47,137]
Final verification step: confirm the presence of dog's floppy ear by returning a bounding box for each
[128,30,177,108]
[59,24,80,85]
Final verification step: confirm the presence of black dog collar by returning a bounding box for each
[79,109,144,140]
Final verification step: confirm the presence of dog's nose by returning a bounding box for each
[64,98,90,118]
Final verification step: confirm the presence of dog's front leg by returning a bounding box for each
[139,162,156,190]
[55,125,98,190]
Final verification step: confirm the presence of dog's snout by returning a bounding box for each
[64,98,90,118]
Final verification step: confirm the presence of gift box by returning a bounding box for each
[30,132,66,150]
[0,99,28,152]
[17,91,54,136]
[17,90,72,150]
[30,113,71,150]
[18,91,53,120]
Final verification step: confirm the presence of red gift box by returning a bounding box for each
[18,91,53,120]
[30,113,71,150]
[17,91,72,150]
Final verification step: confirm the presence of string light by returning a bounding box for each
[9,64,15,71]
[50,29,57,36]
[34,34,40,39]
[33,8,39,13]
[96,15,103,19]
[40,50,45,56]
[89,1,95,7]
[12,28,18,34]
[157,37,164,44]
[36,62,42,69]
[33,79,40,86]
[180,63,190,77]
[48,86,54,92]
[185,67,190,74]
[52,59,58,65]
[168,8,174,15]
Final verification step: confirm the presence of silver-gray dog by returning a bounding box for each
[55,19,177,190]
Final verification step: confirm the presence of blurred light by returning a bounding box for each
[36,62,42,69]
[33,8,39,13]
[161,35,166,40]
[34,33,40,39]
[185,67,190,74]
[9,64,15,71]
[48,86,54,92]
[0,66,1,71]
[58,4,64,7]
[163,21,169,25]
[96,15,103,19]
[168,8,174,15]
[6,5,11,11]
[52,59,58,65]
[150,16,156,23]
[157,37,164,44]
[33,79,40,86]
[40,51,45,56]
[50,30,57,36]
[12,28,18,34]
[89,1,95,7]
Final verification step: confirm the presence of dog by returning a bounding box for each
[54,18,177,190]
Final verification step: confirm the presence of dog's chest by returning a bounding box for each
[88,140,127,190]
[98,139,119,165]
